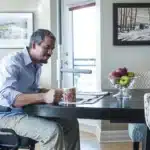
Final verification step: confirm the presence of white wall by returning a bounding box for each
[100,0,150,131]
[0,0,38,60]
[0,0,38,11]
[36,0,52,88]
[101,0,150,90]
[0,0,52,89]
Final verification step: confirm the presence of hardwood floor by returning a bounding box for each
[100,142,141,150]
[80,131,142,150]
[80,131,100,149]
[20,131,142,150]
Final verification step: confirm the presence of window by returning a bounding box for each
[71,4,97,92]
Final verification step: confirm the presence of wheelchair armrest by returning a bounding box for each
[0,128,20,148]
[0,128,17,135]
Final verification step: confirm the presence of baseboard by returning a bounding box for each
[79,122,97,134]
[79,121,101,142]
[99,130,131,143]
[79,121,131,143]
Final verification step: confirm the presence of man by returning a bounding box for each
[0,29,80,150]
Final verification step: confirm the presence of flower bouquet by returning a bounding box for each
[108,67,137,99]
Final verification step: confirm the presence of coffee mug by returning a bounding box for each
[63,87,76,103]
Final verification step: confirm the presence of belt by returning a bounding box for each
[0,105,11,112]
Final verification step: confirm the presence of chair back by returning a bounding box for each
[133,71,150,89]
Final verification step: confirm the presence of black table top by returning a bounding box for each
[23,89,150,123]
[99,89,147,109]
[23,89,150,150]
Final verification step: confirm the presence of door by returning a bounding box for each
[56,0,101,137]
[58,0,97,92]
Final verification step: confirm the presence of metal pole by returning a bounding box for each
[56,0,62,88]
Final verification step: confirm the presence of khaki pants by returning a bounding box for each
[0,114,80,150]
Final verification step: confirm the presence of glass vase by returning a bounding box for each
[109,76,138,100]
[113,87,131,99]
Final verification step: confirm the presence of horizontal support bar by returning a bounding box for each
[60,68,92,74]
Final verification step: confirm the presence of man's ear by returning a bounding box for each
[31,42,36,49]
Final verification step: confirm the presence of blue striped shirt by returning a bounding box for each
[0,47,42,116]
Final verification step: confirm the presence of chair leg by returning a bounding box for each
[133,142,139,150]
[12,148,19,150]
[2,148,16,150]
[0,148,13,150]
[29,144,35,150]
[142,139,146,150]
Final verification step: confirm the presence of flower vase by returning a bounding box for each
[109,75,138,101]
[113,87,131,100]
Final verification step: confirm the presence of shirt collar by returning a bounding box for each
[22,47,43,67]
[22,47,32,66]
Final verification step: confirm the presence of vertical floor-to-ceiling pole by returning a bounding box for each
[56,0,63,88]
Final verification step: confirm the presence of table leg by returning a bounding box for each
[145,127,150,150]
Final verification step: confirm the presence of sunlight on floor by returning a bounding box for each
[80,131,100,150]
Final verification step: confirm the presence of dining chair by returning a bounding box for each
[108,71,147,150]
[143,92,150,150]
[0,106,37,150]
[128,123,147,150]
[144,93,150,130]
[128,71,150,150]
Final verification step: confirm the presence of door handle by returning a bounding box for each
[63,61,68,65]
[60,68,92,74]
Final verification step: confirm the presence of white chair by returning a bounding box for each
[128,72,149,150]
[144,93,150,128]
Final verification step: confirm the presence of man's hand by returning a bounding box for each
[44,89,63,104]
[39,88,49,93]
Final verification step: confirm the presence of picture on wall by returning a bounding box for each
[0,12,33,48]
[113,3,150,45]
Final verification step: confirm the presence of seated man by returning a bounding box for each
[0,29,80,150]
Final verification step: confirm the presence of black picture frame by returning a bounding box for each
[113,3,150,45]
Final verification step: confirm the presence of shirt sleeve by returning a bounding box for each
[0,63,22,106]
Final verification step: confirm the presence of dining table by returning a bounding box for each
[23,89,150,150]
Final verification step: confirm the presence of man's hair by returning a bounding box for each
[29,29,56,48]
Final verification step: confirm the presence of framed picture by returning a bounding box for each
[0,12,33,49]
[113,3,150,45]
